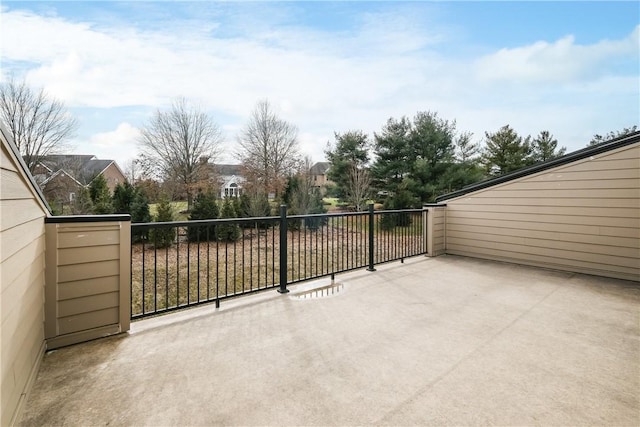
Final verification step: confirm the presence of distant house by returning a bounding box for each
[212,164,245,199]
[39,169,83,208]
[33,154,126,196]
[309,161,332,189]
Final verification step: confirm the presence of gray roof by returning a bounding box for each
[37,154,115,184]
[310,161,330,175]
[214,164,244,176]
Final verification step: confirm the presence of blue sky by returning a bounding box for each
[1,1,639,171]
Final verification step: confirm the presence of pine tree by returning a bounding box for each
[217,197,241,242]
[149,197,175,248]
[89,174,113,214]
[71,186,94,214]
[112,181,136,214]
[187,190,219,242]
[530,131,566,163]
[130,189,151,242]
[482,125,533,176]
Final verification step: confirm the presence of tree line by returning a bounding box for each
[1,77,637,214]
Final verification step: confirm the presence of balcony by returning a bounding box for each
[18,255,639,426]
[4,131,639,426]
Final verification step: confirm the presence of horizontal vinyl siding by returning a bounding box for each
[444,143,640,281]
[432,208,446,255]
[1,142,47,427]
[50,222,122,339]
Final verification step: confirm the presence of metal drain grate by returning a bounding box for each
[291,282,344,300]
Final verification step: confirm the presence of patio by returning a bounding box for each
[19,255,639,426]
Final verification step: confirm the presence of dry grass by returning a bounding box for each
[131,214,424,317]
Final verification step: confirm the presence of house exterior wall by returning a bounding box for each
[1,142,48,426]
[42,172,81,211]
[100,162,125,192]
[443,143,640,282]
[425,205,446,256]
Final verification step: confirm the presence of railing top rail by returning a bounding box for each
[131,207,424,229]
[374,208,423,214]
[131,215,278,229]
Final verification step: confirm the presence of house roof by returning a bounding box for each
[214,164,244,176]
[310,161,330,175]
[37,154,119,184]
[41,168,84,187]
[436,131,640,203]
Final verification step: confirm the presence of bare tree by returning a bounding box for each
[138,97,222,210]
[346,163,371,212]
[237,99,300,198]
[123,159,141,185]
[0,77,78,172]
[289,156,314,214]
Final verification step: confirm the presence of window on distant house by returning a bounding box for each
[69,192,76,202]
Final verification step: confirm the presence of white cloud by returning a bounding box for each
[475,25,640,83]
[87,122,140,168]
[1,4,638,166]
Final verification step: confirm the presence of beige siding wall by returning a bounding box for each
[101,163,125,192]
[45,220,131,349]
[444,143,640,281]
[1,144,48,427]
[425,206,446,256]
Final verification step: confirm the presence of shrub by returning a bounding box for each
[149,197,175,248]
[130,189,152,242]
[380,190,413,230]
[187,190,219,242]
[113,182,136,214]
[217,197,241,242]
[89,174,113,214]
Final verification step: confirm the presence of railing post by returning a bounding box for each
[367,203,376,272]
[278,204,289,293]
[423,205,429,256]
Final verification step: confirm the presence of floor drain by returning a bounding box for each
[291,282,344,300]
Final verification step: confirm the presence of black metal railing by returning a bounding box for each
[130,205,425,319]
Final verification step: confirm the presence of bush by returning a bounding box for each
[89,174,113,214]
[130,189,152,242]
[113,182,136,214]
[380,190,413,230]
[217,197,241,242]
[149,197,176,248]
[239,192,272,229]
[187,190,219,242]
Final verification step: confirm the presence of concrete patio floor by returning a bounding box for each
[19,255,640,426]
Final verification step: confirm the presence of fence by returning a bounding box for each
[130,205,426,319]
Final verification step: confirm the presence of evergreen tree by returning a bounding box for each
[372,111,466,205]
[530,131,565,163]
[130,189,152,223]
[239,190,272,228]
[149,197,175,248]
[217,197,241,241]
[112,181,136,214]
[588,125,637,146]
[372,117,412,196]
[130,189,151,242]
[187,189,220,242]
[88,174,113,214]
[482,125,533,176]
[325,130,370,201]
[71,186,94,214]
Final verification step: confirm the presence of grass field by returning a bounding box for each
[148,201,189,221]
[130,211,425,317]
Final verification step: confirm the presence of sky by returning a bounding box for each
[1,1,639,171]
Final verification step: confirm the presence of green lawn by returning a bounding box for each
[148,201,189,221]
